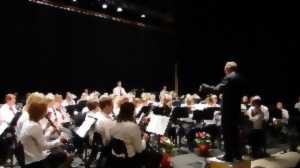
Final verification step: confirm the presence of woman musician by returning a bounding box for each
[19,93,71,168]
[109,102,162,168]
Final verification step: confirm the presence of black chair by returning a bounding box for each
[107,138,141,168]
[85,132,104,168]
[0,112,23,167]
[15,142,25,168]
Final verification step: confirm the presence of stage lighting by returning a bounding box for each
[72,0,77,3]
[116,7,123,12]
[102,3,108,9]
[141,14,146,18]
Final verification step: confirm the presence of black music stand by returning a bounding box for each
[171,107,189,120]
[153,107,171,116]
[136,106,151,118]
[193,108,216,120]
[170,107,190,147]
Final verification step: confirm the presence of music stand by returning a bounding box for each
[271,108,283,119]
[171,107,189,120]
[153,107,171,116]
[136,106,151,118]
[170,107,190,148]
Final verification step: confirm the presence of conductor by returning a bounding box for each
[200,61,246,162]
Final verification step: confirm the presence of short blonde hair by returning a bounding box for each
[225,61,238,71]
[24,92,45,112]
[45,93,55,104]
[27,94,47,121]
[55,94,63,103]
[99,96,113,109]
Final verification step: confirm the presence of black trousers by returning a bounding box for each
[249,129,265,156]
[223,124,241,159]
[25,151,67,168]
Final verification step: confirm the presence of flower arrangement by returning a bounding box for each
[159,136,176,168]
[194,131,211,156]
[159,136,176,154]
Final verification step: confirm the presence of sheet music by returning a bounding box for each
[0,123,9,136]
[146,114,170,135]
[136,113,145,125]
[75,116,96,138]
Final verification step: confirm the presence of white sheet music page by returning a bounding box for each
[0,123,9,135]
[146,114,170,135]
[75,116,96,138]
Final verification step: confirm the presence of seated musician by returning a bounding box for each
[62,92,76,107]
[0,94,17,126]
[157,94,172,116]
[16,92,45,139]
[90,96,116,167]
[241,95,251,110]
[19,94,69,168]
[50,94,71,128]
[247,96,269,122]
[96,96,115,146]
[133,98,145,117]
[181,94,194,109]
[43,93,59,139]
[113,96,129,117]
[247,96,265,158]
[270,101,289,141]
[204,94,220,108]
[159,85,168,101]
[110,102,149,162]
[294,96,300,113]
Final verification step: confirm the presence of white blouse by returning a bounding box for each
[20,120,62,164]
[110,121,146,158]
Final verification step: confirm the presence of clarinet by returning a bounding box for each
[45,115,61,135]
[44,115,76,153]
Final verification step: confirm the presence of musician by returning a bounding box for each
[181,94,194,108]
[270,101,289,142]
[159,85,168,100]
[241,95,251,110]
[200,61,246,162]
[247,96,265,158]
[205,94,220,108]
[96,96,115,145]
[43,93,58,138]
[294,96,300,113]
[133,98,145,116]
[19,94,68,168]
[16,92,45,139]
[110,102,149,158]
[50,95,70,127]
[113,96,129,117]
[0,94,17,126]
[157,94,172,116]
[93,96,116,168]
[273,101,289,124]
[62,92,76,107]
[113,81,127,97]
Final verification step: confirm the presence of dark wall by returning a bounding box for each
[1,0,299,105]
[1,1,176,98]
[175,0,299,104]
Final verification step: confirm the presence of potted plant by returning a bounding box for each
[194,131,211,156]
[159,136,176,168]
